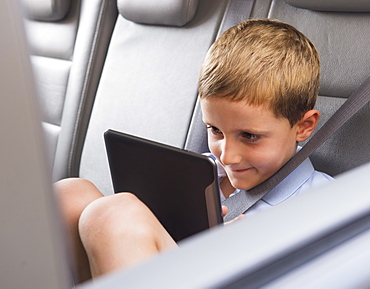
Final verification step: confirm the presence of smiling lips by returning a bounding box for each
[231,167,251,173]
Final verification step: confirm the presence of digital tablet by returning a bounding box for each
[104,129,223,242]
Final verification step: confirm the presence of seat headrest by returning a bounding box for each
[117,0,200,27]
[286,0,370,12]
[21,0,71,21]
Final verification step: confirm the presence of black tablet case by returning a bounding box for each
[104,129,223,242]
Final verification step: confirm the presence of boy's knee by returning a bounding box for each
[54,178,103,223]
[78,192,143,230]
[54,178,99,196]
[78,193,155,247]
[54,178,103,202]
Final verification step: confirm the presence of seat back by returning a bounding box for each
[186,0,370,177]
[78,0,228,195]
[22,0,117,182]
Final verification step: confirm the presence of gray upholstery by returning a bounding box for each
[21,0,72,21]
[270,0,369,97]
[285,0,370,12]
[53,0,117,180]
[24,0,78,170]
[308,96,370,176]
[186,0,370,177]
[23,0,117,181]
[118,0,200,26]
[79,0,228,195]
[185,99,209,154]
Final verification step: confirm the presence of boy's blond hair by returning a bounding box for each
[198,19,320,126]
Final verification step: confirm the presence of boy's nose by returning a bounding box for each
[219,139,243,166]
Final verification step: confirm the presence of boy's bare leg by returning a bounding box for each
[54,178,104,283]
[79,192,177,278]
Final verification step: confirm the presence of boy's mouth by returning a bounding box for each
[230,167,252,173]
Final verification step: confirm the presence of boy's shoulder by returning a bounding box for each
[262,157,333,206]
[300,169,333,193]
[246,159,333,215]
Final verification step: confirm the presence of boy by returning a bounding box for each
[55,19,332,283]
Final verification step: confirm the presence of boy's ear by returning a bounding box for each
[296,109,320,142]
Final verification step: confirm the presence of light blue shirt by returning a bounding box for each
[204,151,333,216]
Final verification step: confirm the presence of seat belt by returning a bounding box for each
[222,75,370,221]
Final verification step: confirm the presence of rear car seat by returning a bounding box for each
[78,0,229,195]
[22,0,117,182]
[186,0,370,178]
[24,0,369,194]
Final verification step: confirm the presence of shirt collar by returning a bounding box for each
[206,147,315,205]
[261,156,314,205]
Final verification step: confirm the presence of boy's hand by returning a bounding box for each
[222,205,245,225]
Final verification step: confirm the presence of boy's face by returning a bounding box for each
[201,97,300,194]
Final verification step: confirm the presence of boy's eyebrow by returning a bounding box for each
[238,127,269,135]
[203,121,270,135]
[202,120,213,126]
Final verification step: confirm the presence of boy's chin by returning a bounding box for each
[230,177,268,192]
[230,180,258,192]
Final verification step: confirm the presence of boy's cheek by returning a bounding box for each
[208,142,220,159]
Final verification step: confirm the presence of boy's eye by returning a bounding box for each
[242,132,260,141]
[206,125,222,136]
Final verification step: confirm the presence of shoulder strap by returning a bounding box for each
[223,75,370,222]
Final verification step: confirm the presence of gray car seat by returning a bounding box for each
[78,0,229,195]
[25,0,369,193]
[22,0,117,182]
[186,0,370,178]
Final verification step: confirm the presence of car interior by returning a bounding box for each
[1,0,369,288]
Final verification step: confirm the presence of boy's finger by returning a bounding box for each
[222,205,228,217]
[224,214,245,226]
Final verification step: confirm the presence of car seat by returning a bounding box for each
[78,0,229,195]
[22,0,117,181]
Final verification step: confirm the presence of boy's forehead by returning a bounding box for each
[200,97,289,130]
[200,97,271,114]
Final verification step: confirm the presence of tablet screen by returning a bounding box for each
[104,129,223,242]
